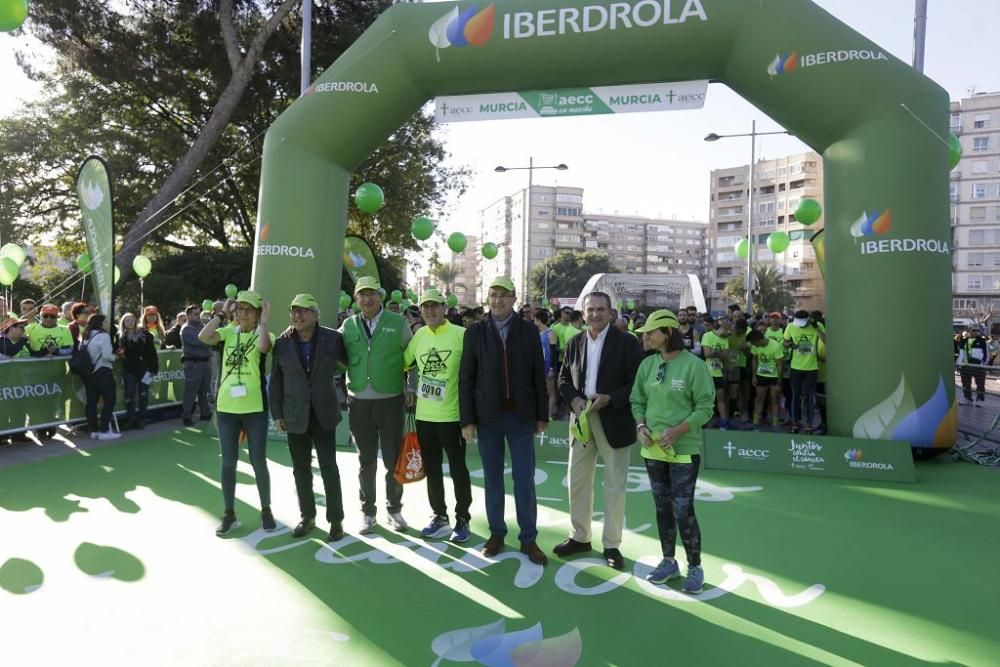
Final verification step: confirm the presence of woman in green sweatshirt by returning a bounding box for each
[631,310,716,594]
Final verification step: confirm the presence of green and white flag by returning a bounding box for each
[342,235,380,285]
[76,157,115,318]
[435,80,707,123]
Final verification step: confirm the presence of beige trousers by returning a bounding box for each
[567,410,631,549]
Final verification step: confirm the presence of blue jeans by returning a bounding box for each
[477,412,537,543]
[216,411,271,512]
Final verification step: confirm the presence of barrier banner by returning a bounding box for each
[703,431,916,483]
[0,351,185,434]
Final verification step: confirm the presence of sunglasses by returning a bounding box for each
[42,314,58,319]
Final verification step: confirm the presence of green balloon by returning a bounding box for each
[447,294,458,307]
[767,231,790,253]
[355,183,385,214]
[132,254,152,278]
[113,266,121,285]
[352,301,361,313]
[390,289,403,303]
[735,239,750,259]
[76,253,92,273]
[0,256,19,286]
[0,0,29,33]
[225,283,238,298]
[625,300,634,310]
[406,289,416,300]
[0,242,26,266]
[948,133,962,171]
[402,299,412,309]
[410,216,435,241]
[339,293,351,309]
[794,199,823,226]
[482,242,499,259]
[447,232,467,253]
[202,299,214,311]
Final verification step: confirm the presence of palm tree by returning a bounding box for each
[722,263,794,314]
[431,262,460,295]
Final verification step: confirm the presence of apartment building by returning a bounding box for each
[950,91,1000,321]
[708,151,825,312]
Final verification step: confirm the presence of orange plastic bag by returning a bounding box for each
[394,413,425,484]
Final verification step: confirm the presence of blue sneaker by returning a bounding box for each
[683,565,704,594]
[420,515,451,539]
[451,519,470,543]
[720,418,730,431]
[645,557,681,584]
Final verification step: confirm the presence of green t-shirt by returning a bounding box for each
[765,327,792,377]
[750,339,784,378]
[403,321,465,423]
[629,351,716,457]
[700,330,729,378]
[783,324,821,371]
[216,324,276,414]
[730,327,750,367]
[26,323,74,355]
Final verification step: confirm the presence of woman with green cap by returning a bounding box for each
[630,309,716,594]
[199,290,275,536]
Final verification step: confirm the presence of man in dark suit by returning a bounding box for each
[555,291,643,570]
[270,293,348,542]
[459,276,549,565]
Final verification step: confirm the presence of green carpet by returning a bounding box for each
[1,427,997,666]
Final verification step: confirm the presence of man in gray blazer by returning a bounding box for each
[270,294,348,541]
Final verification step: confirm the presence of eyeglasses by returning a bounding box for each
[235,307,255,314]
[488,292,514,300]
[289,307,314,315]
[656,362,667,383]
[42,315,57,320]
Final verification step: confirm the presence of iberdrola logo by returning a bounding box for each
[850,210,892,240]
[767,51,798,77]
[429,4,495,62]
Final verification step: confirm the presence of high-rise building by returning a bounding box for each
[707,151,825,313]
[950,91,1000,322]
[477,186,708,304]
[450,234,479,305]
[478,185,584,302]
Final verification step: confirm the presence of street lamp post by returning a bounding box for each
[705,123,789,314]
[495,159,568,303]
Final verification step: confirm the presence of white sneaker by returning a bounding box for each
[90,432,99,440]
[359,515,376,535]
[98,431,122,440]
[388,512,408,532]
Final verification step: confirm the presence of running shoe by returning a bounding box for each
[261,508,277,532]
[388,512,408,532]
[683,565,704,594]
[359,515,376,535]
[451,519,470,544]
[645,557,681,584]
[420,515,451,539]
[215,513,240,536]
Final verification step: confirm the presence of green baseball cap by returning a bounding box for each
[635,309,680,333]
[419,288,446,305]
[236,290,263,309]
[289,293,319,310]
[489,276,516,294]
[354,276,382,294]
[570,400,592,443]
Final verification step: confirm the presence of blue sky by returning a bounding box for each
[2,0,998,238]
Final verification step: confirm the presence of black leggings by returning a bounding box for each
[645,455,701,566]
[84,367,116,433]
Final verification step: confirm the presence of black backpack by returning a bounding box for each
[69,336,96,375]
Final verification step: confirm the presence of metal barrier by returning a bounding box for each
[954,363,1000,465]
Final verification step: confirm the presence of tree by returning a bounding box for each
[430,263,460,295]
[2,0,466,288]
[529,251,619,303]
[722,263,795,315]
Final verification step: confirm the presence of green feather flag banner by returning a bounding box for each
[76,157,115,319]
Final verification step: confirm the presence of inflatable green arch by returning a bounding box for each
[251,0,954,448]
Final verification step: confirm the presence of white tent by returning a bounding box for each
[574,273,707,313]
